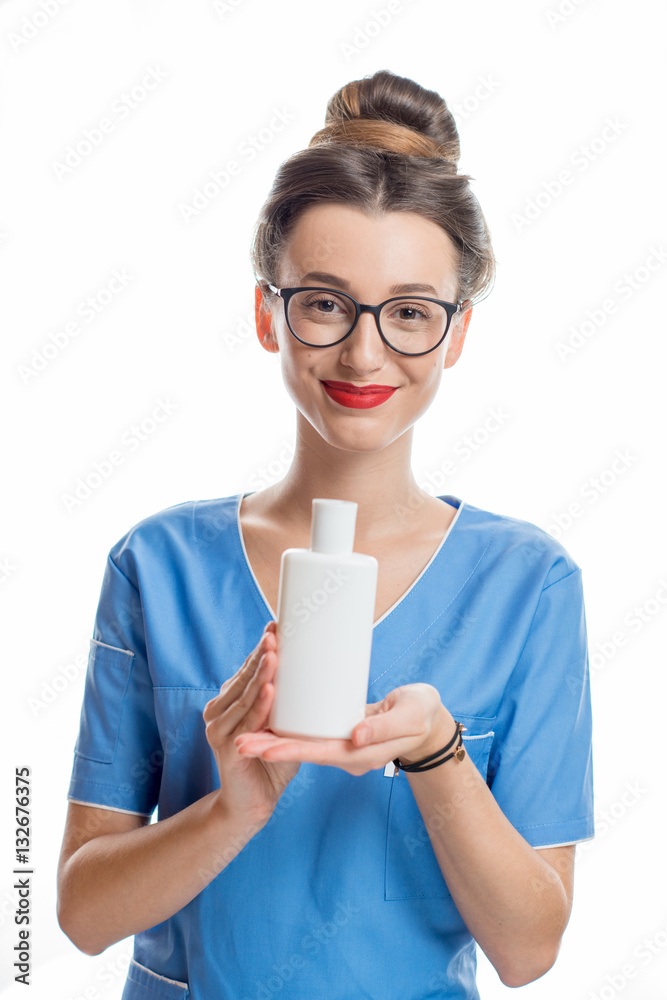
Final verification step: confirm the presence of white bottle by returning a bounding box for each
[268,498,378,740]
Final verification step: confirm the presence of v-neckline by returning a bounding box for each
[234,491,466,631]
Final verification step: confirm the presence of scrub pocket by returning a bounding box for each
[122,960,190,999]
[384,719,495,901]
[74,639,134,764]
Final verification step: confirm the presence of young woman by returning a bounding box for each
[57,69,594,1000]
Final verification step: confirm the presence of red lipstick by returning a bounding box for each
[320,380,398,409]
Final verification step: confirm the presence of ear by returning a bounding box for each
[255,284,280,354]
[443,302,473,370]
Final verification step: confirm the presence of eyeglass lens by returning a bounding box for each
[287,289,449,354]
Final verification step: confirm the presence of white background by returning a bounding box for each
[1,0,666,997]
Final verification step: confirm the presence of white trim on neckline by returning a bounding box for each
[235,492,465,630]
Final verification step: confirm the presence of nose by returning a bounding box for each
[341,307,385,364]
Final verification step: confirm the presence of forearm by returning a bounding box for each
[405,736,569,985]
[58,792,268,955]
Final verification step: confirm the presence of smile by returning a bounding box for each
[320,380,398,409]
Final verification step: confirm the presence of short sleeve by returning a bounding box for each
[488,566,594,847]
[67,552,162,816]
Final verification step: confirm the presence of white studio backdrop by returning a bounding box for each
[1,1,665,997]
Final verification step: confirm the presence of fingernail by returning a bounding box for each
[356,724,370,745]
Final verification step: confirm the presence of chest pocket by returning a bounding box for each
[122,960,189,999]
[384,717,495,901]
[152,687,219,815]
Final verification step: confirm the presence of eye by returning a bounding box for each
[303,293,348,313]
[389,301,432,322]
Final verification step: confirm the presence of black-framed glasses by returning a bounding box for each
[268,284,463,357]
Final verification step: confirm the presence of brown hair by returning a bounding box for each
[250,69,495,307]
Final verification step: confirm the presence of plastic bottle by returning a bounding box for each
[268,498,379,740]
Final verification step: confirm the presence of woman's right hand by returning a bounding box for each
[203,621,299,826]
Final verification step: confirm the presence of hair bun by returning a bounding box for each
[253,69,496,310]
[309,69,460,167]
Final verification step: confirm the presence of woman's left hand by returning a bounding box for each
[234,683,454,776]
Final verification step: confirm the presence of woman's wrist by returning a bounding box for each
[398,704,456,767]
[210,789,273,837]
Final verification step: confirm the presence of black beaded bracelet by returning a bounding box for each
[393,722,467,773]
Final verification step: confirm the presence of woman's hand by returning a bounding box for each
[203,621,300,823]
[234,682,454,776]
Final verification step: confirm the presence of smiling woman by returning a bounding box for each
[57,69,594,1000]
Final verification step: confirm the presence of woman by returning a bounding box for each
[57,69,594,999]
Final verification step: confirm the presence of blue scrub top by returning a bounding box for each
[68,493,594,1000]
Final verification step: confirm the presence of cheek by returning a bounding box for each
[277,346,318,404]
[419,359,444,393]
[406,362,444,416]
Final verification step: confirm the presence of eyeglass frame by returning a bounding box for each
[267,283,464,357]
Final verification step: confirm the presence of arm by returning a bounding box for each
[58,621,298,956]
[236,688,575,987]
[57,795,267,956]
[388,565,591,983]
[396,705,575,986]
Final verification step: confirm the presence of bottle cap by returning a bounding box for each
[310,499,357,554]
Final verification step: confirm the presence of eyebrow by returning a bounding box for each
[299,271,440,296]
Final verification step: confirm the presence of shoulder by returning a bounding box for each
[107,493,241,580]
[458,496,581,589]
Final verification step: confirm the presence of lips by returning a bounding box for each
[320,380,397,409]
[322,380,397,395]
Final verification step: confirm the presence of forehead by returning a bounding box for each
[280,203,459,298]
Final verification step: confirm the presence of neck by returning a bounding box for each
[263,411,435,542]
